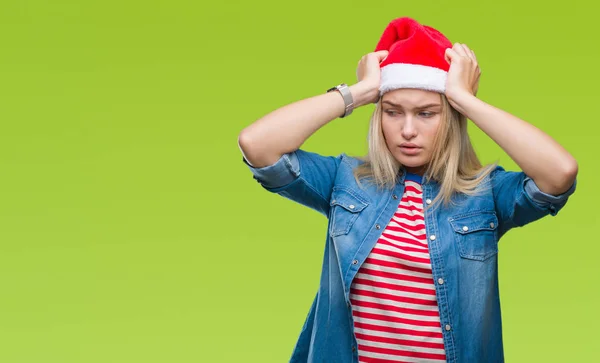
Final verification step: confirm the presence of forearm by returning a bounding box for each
[238,82,376,168]
[453,93,578,195]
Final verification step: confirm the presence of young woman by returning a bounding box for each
[237,17,577,363]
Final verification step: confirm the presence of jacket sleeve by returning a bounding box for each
[490,165,577,237]
[242,149,343,216]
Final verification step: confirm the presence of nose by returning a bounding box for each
[401,116,417,140]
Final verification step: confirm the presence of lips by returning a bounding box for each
[399,143,422,155]
[400,143,420,148]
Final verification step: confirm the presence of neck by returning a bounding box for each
[405,165,427,176]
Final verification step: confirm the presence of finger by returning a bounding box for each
[445,48,458,64]
[460,44,476,62]
[373,50,389,63]
[465,47,478,65]
[470,49,477,62]
[453,43,468,57]
[358,54,367,65]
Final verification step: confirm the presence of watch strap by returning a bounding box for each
[327,83,354,118]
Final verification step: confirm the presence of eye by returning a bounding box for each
[384,110,401,117]
[419,111,436,118]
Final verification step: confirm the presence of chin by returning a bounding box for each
[394,155,427,168]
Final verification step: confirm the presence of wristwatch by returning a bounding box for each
[327,83,354,118]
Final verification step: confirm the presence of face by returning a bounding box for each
[380,88,443,175]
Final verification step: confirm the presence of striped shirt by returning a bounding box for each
[349,174,447,362]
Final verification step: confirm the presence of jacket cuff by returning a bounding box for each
[523,177,577,215]
[242,152,300,190]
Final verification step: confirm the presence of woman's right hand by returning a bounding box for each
[352,50,389,105]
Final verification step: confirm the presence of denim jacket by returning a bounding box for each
[242,149,576,363]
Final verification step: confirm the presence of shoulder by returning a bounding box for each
[487,164,527,187]
[474,164,518,190]
[339,152,368,168]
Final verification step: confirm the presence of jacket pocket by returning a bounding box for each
[329,187,368,237]
[449,211,499,261]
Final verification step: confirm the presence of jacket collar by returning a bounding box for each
[397,166,439,186]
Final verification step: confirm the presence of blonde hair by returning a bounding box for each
[351,93,497,209]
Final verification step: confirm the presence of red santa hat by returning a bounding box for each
[375,17,453,95]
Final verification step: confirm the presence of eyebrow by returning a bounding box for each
[382,100,442,109]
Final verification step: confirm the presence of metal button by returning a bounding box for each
[352,259,358,265]
[429,235,436,241]
[349,204,355,209]
[462,226,469,232]
[426,199,432,205]
[438,278,444,285]
[445,324,451,331]
[352,346,356,352]
[490,222,495,228]
[332,199,336,204]
[392,194,398,199]
[375,224,381,230]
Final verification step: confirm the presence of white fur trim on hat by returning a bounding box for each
[379,63,447,95]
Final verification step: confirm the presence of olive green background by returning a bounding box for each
[0,0,597,362]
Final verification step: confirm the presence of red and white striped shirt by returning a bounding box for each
[349,176,447,363]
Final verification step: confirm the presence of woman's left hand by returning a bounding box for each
[444,43,481,110]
